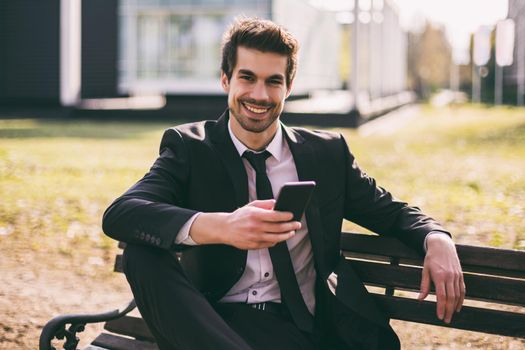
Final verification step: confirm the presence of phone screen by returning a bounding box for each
[274,181,316,221]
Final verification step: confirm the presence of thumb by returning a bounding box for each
[247,199,276,210]
[418,264,431,301]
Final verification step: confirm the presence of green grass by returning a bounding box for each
[335,105,525,249]
[0,119,174,274]
[0,104,523,272]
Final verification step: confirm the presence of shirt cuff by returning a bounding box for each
[423,231,451,252]
[174,213,201,246]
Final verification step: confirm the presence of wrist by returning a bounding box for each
[190,212,229,245]
[426,233,454,252]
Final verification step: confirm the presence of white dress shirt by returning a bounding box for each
[175,120,317,314]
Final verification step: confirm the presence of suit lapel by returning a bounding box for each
[210,112,249,207]
[283,125,328,277]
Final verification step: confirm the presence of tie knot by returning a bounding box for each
[243,150,271,173]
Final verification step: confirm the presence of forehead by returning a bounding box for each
[234,46,287,77]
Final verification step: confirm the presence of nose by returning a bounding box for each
[250,80,270,102]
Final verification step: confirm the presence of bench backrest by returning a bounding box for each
[112,233,525,339]
[340,233,525,338]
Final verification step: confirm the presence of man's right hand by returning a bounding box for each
[189,200,300,250]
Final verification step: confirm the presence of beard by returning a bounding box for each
[229,98,282,134]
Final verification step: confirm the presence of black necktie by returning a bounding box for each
[243,150,314,332]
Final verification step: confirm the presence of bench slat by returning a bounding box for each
[92,333,158,350]
[341,233,525,277]
[105,315,155,342]
[374,295,525,338]
[350,260,525,306]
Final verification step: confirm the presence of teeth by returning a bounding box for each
[244,103,269,114]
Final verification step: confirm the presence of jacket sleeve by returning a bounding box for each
[102,128,198,250]
[340,135,450,255]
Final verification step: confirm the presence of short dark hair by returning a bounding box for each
[221,17,299,87]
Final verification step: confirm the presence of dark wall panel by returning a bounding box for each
[0,2,6,98]
[0,0,60,104]
[81,0,119,98]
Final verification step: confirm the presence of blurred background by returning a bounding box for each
[0,1,524,349]
[0,0,522,122]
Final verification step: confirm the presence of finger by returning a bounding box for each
[453,274,461,312]
[256,209,295,222]
[248,199,276,210]
[260,221,301,233]
[257,231,296,245]
[435,282,446,321]
[418,265,431,300]
[444,281,456,323]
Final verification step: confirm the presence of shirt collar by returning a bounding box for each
[227,116,284,162]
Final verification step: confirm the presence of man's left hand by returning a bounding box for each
[418,234,466,324]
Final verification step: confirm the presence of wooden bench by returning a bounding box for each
[39,232,525,350]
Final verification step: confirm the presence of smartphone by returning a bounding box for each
[274,181,316,221]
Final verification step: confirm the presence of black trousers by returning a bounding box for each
[123,244,398,350]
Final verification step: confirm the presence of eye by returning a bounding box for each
[240,75,254,82]
[268,79,283,86]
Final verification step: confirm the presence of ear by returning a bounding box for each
[220,71,230,93]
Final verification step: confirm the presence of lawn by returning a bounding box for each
[0,104,524,349]
[337,104,525,250]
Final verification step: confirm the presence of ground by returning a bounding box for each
[0,104,524,349]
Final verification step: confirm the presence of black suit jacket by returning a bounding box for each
[103,111,449,346]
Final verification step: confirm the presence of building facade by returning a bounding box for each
[117,0,341,96]
[0,0,407,112]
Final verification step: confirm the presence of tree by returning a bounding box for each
[407,22,453,98]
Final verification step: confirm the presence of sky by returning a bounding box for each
[392,0,509,63]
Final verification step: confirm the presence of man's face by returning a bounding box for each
[221,46,292,139]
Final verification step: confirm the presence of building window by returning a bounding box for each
[136,13,223,80]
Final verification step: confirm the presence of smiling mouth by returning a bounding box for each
[242,102,271,114]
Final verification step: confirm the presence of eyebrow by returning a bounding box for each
[238,69,255,76]
[237,69,285,82]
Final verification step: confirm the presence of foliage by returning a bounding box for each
[407,22,453,98]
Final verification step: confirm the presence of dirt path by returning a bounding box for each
[0,251,131,350]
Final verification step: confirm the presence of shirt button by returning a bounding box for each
[252,290,257,296]
[264,272,269,278]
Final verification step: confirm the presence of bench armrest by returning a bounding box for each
[39,299,136,350]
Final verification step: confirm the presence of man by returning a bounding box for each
[103,17,465,349]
